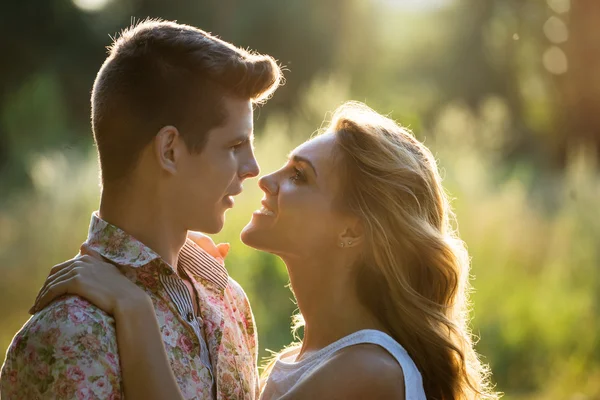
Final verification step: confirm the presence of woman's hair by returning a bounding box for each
[261,102,497,399]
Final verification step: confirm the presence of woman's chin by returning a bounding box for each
[240,223,275,252]
[240,223,263,247]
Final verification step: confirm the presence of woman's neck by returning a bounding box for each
[283,254,387,360]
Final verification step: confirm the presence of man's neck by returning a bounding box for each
[99,187,186,267]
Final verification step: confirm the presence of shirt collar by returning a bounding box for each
[85,212,229,290]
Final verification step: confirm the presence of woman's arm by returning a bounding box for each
[114,296,185,400]
[31,252,185,400]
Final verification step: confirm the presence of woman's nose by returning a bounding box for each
[258,173,278,196]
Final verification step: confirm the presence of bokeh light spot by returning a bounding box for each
[378,0,455,12]
[547,0,570,14]
[543,16,569,44]
[72,0,112,12]
[543,46,568,75]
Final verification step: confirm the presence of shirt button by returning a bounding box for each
[186,312,195,322]
[163,268,174,276]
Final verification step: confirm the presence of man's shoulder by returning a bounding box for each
[1,296,123,399]
[10,295,115,352]
[224,277,256,328]
[33,295,114,327]
[226,276,246,296]
[225,277,252,307]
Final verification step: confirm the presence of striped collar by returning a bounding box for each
[85,212,229,290]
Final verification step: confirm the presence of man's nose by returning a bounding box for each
[239,154,260,180]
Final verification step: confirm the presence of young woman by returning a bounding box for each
[32,102,497,399]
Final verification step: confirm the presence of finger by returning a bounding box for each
[39,256,87,303]
[32,268,83,312]
[217,243,230,259]
[33,261,80,306]
[80,243,103,261]
[187,231,222,258]
[32,255,95,313]
[188,231,215,251]
[188,231,212,247]
[48,257,79,278]
[46,263,82,291]
[32,266,80,312]
[33,275,80,313]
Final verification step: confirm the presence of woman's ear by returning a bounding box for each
[154,125,182,175]
[337,219,364,248]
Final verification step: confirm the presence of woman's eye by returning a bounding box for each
[290,167,305,183]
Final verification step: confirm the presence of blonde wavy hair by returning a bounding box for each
[262,102,498,399]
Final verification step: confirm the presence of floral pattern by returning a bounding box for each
[0,212,259,399]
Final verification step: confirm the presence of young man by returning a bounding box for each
[0,19,282,399]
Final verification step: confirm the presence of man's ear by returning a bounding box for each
[154,125,183,175]
[338,218,364,249]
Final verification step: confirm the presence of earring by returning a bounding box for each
[340,242,345,248]
[348,240,353,245]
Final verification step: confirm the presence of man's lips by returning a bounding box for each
[222,188,242,208]
[228,188,243,197]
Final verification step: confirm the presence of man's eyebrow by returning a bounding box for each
[290,154,318,177]
[229,132,254,145]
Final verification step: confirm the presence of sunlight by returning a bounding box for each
[378,0,456,12]
[72,0,112,12]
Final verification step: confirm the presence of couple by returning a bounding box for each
[0,20,496,399]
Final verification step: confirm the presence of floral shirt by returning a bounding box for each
[0,213,259,399]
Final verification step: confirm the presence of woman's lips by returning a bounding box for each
[254,200,276,217]
[254,206,275,217]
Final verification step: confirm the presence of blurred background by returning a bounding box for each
[1,0,598,398]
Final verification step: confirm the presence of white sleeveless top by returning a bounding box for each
[260,329,427,399]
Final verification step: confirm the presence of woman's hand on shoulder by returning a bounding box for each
[187,231,229,264]
[30,244,150,316]
[281,344,405,400]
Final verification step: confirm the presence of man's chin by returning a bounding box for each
[191,216,225,235]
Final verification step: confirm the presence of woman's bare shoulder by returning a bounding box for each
[280,344,405,400]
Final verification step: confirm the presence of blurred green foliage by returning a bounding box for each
[1,0,598,399]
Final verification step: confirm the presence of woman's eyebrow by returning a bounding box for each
[289,154,318,177]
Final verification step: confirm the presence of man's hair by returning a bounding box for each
[91,19,282,185]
